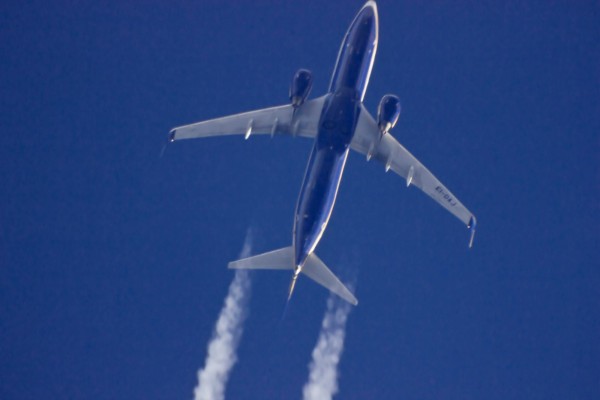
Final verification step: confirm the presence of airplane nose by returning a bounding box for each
[360,1,378,18]
[354,1,378,36]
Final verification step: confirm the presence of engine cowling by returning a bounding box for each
[377,94,401,134]
[289,69,313,108]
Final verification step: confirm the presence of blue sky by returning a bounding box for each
[1,1,598,399]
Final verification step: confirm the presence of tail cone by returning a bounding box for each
[287,266,302,301]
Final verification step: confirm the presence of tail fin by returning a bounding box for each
[228,246,358,306]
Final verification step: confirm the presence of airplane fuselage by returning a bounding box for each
[293,3,378,269]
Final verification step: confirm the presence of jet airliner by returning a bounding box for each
[169,1,476,305]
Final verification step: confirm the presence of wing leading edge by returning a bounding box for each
[351,104,477,247]
[169,96,327,142]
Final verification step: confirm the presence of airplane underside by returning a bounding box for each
[168,1,476,306]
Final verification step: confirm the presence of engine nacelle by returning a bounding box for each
[289,69,313,108]
[377,94,401,134]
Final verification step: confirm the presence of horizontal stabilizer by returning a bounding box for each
[228,246,357,305]
[228,246,294,270]
[303,252,358,305]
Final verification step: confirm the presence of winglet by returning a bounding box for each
[468,215,477,248]
[160,130,175,158]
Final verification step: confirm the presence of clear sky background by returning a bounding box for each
[1,1,598,399]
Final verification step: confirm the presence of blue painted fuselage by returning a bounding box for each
[293,3,378,268]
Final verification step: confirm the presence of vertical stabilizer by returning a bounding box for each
[287,266,301,302]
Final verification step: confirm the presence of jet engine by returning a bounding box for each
[377,94,401,135]
[289,69,313,108]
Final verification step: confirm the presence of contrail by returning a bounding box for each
[302,292,353,400]
[193,231,253,400]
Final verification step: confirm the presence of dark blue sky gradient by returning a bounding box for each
[1,1,598,399]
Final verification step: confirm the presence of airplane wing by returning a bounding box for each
[351,104,477,247]
[169,96,327,142]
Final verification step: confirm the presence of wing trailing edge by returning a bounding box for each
[352,104,477,247]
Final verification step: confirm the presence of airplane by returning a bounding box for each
[168,1,476,306]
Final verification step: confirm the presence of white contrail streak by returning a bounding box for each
[302,293,353,400]
[194,232,253,400]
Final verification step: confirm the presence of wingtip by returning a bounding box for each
[227,260,241,270]
[169,129,176,142]
[468,215,477,248]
